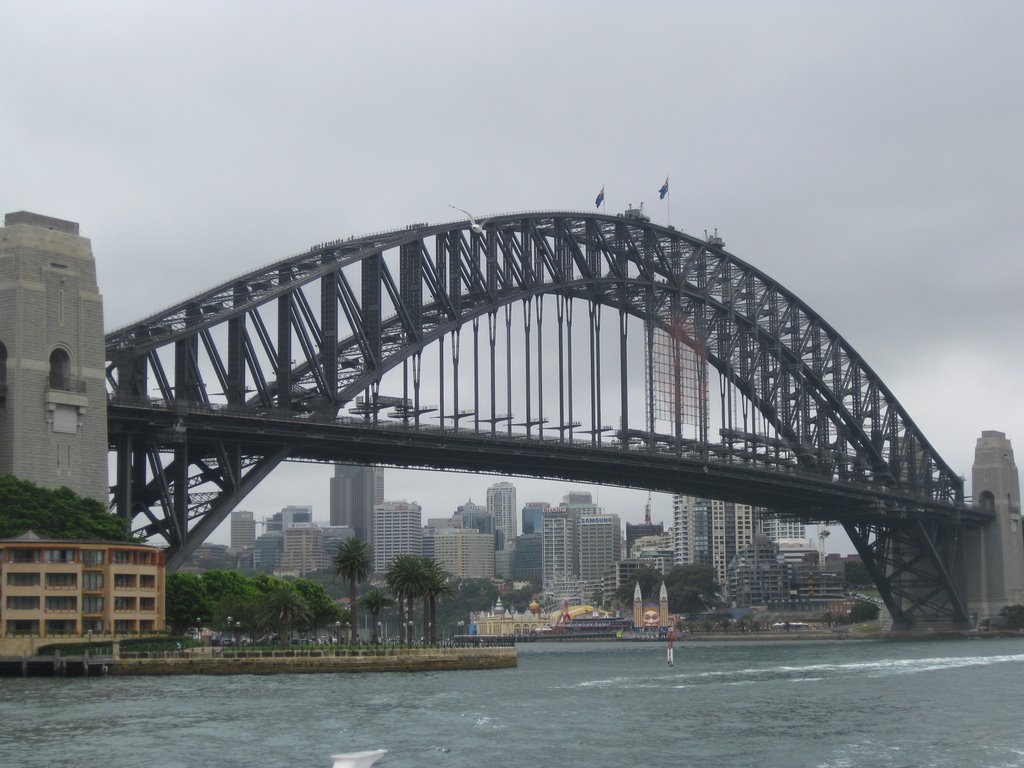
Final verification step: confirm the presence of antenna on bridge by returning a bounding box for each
[645,492,653,525]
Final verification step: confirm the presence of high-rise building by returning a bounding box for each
[512,533,543,583]
[230,510,257,551]
[454,500,493,537]
[372,501,422,573]
[329,464,384,542]
[254,531,284,572]
[279,524,326,576]
[576,512,622,593]
[265,505,313,533]
[433,529,495,580]
[711,500,758,597]
[541,507,574,588]
[760,515,807,542]
[673,495,712,567]
[521,502,548,536]
[728,533,790,608]
[487,482,517,551]
[0,212,108,502]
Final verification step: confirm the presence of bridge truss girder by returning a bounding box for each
[106,211,985,626]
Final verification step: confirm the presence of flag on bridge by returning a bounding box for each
[659,177,669,200]
[595,186,605,209]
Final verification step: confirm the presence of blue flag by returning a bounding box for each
[659,177,669,200]
[595,186,605,208]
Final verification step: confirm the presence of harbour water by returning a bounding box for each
[3,636,1023,768]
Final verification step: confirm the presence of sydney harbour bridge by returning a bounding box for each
[104,208,993,630]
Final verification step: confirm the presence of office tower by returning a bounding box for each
[280,524,326,576]
[265,505,313,533]
[321,525,354,564]
[487,482,517,551]
[576,512,622,591]
[542,507,575,588]
[673,495,712,567]
[760,515,807,542]
[521,502,548,535]
[433,529,495,579]
[728,533,790,608]
[513,533,543,583]
[454,500,493,538]
[372,501,422,572]
[329,464,384,542]
[254,532,284,572]
[230,510,257,551]
[626,496,664,557]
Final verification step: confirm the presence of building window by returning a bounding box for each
[45,572,77,589]
[82,572,104,590]
[6,572,40,587]
[114,619,135,633]
[140,597,156,612]
[45,596,77,612]
[113,573,137,589]
[44,549,76,564]
[111,550,133,565]
[82,596,104,613]
[10,549,40,564]
[6,596,40,610]
[45,620,76,635]
[114,597,136,612]
[140,574,156,590]
[6,620,39,635]
[81,550,104,566]
[48,348,71,390]
[82,619,104,633]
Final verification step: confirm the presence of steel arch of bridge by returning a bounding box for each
[106,210,988,629]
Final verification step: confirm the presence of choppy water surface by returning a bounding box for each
[3,636,1023,768]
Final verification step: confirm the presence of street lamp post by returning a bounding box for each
[427,622,432,646]
[335,620,342,651]
[226,616,233,649]
[407,620,414,646]
[457,620,464,646]
[86,629,93,658]
[234,620,241,647]
[377,621,383,645]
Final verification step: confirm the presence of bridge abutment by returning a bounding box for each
[0,212,108,502]
[965,431,1024,623]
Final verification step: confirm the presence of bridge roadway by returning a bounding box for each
[109,397,992,529]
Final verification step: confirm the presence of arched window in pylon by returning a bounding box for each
[978,490,996,512]
[48,348,71,391]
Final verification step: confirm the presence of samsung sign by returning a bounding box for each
[579,516,614,526]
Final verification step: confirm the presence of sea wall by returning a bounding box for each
[108,646,516,676]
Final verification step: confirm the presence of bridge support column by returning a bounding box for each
[965,430,1024,624]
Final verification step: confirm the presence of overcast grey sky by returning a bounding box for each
[2,1,1021,551]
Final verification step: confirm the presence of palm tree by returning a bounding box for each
[333,538,373,643]
[418,557,453,645]
[255,582,312,646]
[359,588,395,644]
[385,554,426,646]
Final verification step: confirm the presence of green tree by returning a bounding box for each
[844,560,872,588]
[359,589,395,643]
[255,582,312,645]
[613,567,664,609]
[292,577,342,637]
[385,554,427,645]
[0,475,136,541]
[418,557,453,644]
[332,538,373,642]
[663,564,720,613]
[849,601,881,623]
[165,572,212,633]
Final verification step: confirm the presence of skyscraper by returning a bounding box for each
[329,464,384,542]
[230,510,257,551]
[521,502,548,535]
[487,482,517,551]
[576,512,622,592]
[372,500,422,573]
